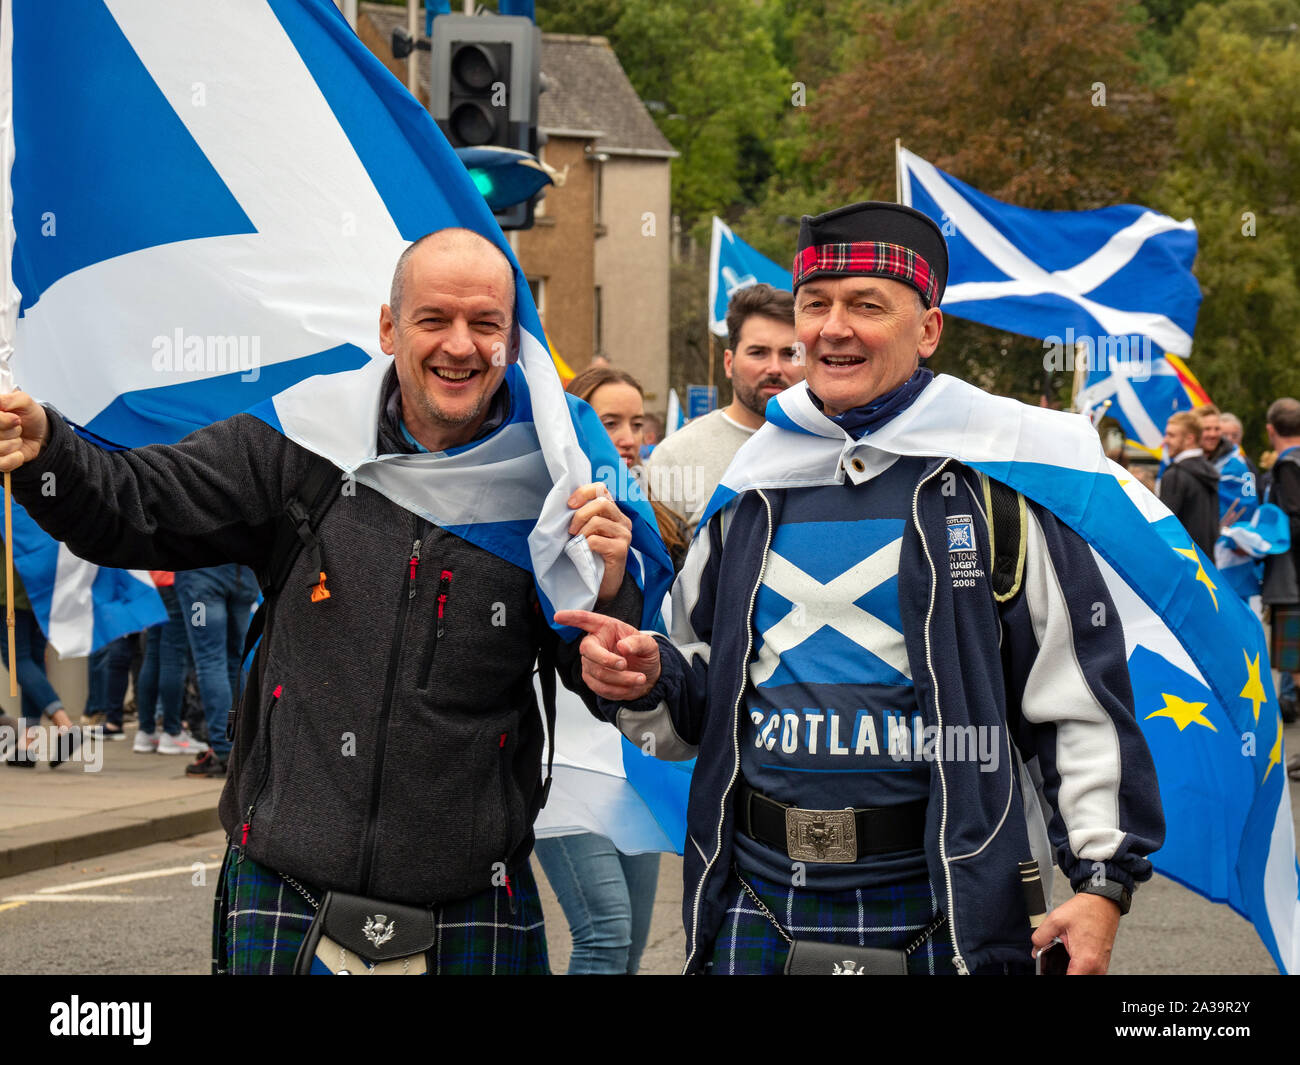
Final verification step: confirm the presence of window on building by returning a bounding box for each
[528,277,546,324]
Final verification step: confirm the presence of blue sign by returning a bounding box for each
[687,385,717,420]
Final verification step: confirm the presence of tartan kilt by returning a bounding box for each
[211,845,549,975]
[709,868,956,975]
[1270,603,1300,674]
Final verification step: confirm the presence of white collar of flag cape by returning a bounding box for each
[247,353,672,637]
[700,374,1299,974]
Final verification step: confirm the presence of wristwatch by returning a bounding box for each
[1076,880,1132,915]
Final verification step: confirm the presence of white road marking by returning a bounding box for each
[3,893,170,903]
[34,861,221,894]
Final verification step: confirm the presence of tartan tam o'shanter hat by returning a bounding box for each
[793,202,949,308]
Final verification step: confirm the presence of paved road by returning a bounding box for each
[0,825,1283,975]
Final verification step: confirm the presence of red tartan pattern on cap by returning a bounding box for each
[793,242,938,306]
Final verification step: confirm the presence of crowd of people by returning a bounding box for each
[1,563,257,772]
[1156,401,1300,742]
[0,204,1291,975]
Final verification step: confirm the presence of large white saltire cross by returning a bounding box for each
[1074,355,1180,448]
[14,2,411,653]
[900,148,1195,356]
[750,537,911,687]
[18,1,407,419]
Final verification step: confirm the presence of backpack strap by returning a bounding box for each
[536,634,558,810]
[528,590,559,809]
[980,472,1027,603]
[228,453,343,740]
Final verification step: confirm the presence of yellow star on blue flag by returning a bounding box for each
[1239,651,1267,723]
[1172,547,1218,610]
[1145,692,1217,732]
[1264,711,1283,783]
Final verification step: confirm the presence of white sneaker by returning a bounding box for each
[182,728,210,753]
[158,730,208,756]
[133,730,159,753]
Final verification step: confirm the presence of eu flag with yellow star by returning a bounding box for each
[714,374,1300,972]
[942,386,1298,973]
[962,424,1297,974]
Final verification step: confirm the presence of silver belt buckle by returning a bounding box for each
[785,807,857,863]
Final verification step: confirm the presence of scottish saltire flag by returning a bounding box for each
[534,679,692,854]
[1077,348,1212,456]
[0,1,174,652]
[3,0,685,856]
[898,147,1204,452]
[1215,442,1259,523]
[1215,503,1290,607]
[708,217,793,337]
[701,376,1299,973]
[1075,353,1183,454]
[665,388,684,436]
[3,0,674,653]
[248,358,672,634]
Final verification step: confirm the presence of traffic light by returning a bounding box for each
[431,14,542,229]
[455,147,553,214]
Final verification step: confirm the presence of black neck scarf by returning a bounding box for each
[812,366,934,440]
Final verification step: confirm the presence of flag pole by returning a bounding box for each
[1070,340,1087,410]
[894,138,902,203]
[4,478,12,697]
[0,0,17,697]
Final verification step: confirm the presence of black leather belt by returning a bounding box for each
[737,782,927,864]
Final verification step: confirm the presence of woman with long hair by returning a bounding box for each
[565,367,689,568]
[530,365,684,974]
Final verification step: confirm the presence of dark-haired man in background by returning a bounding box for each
[646,284,802,535]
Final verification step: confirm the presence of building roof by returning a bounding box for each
[536,34,674,155]
[359,7,674,156]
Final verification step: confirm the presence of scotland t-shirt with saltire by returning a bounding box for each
[735,454,931,890]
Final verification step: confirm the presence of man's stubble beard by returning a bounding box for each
[414,381,489,433]
[734,377,785,421]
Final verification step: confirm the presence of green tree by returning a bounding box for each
[1153,0,1300,453]
[533,0,623,39]
[736,0,1177,401]
[538,0,790,226]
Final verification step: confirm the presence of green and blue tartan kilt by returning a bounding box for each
[211,846,549,975]
[1271,603,1300,674]
[709,868,956,975]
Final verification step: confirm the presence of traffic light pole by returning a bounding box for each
[407,0,420,96]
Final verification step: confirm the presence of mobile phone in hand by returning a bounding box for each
[1035,937,1069,975]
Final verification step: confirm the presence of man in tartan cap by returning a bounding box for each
[560,201,1164,975]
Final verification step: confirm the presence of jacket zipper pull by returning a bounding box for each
[238,804,255,862]
[408,539,422,599]
[503,872,516,915]
[437,570,452,638]
[239,684,282,864]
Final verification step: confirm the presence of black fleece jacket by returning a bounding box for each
[11,404,641,905]
[1160,452,1220,556]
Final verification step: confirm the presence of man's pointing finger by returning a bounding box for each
[553,609,608,634]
